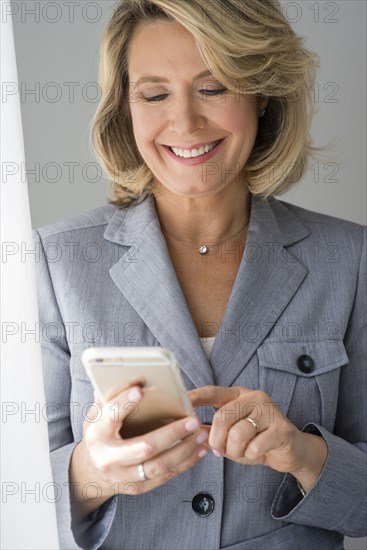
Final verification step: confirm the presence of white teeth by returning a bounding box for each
[170,141,219,158]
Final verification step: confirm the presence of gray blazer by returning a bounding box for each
[33,193,367,550]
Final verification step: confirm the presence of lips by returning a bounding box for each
[165,139,224,159]
[163,138,224,150]
[162,137,226,165]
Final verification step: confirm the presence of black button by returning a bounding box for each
[297,354,315,373]
[192,493,215,517]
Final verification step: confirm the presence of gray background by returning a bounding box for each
[12,1,366,549]
[11,0,366,229]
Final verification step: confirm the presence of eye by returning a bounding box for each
[143,94,168,103]
[201,87,227,96]
[142,87,228,103]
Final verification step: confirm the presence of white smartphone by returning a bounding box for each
[81,346,195,439]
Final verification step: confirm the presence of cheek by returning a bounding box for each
[130,107,162,149]
[220,97,258,136]
[231,112,258,136]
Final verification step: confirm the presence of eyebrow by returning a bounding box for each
[134,70,213,87]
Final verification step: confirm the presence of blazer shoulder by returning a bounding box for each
[276,197,364,228]
[275,197,366,240]
[270,198,366,273]
[33,203,122,240]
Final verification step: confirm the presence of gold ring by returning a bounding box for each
[244,417,259,434]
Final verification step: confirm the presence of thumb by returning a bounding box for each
[94,389,104,408]
[98,384,145,439]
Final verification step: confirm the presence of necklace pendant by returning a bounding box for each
[199,245,209,255]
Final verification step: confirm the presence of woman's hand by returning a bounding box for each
[83,383,210,497]
[188,385,328,491]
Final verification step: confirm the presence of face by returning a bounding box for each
[127,20,267,199]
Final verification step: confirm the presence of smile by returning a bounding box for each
[165,139,224,159]
[162,138,226,166]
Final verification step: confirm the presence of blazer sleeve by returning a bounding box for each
[270,224,367,537]
[33,229,118,550]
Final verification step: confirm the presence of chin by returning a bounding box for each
[172,185,217,197]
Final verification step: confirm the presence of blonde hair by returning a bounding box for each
[90,0,333,207]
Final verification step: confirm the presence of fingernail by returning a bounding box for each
[185,417,200,432]
[198,449,208,458]
[212,449,223,458]
[196,431,209,444]
[127,386,142,401]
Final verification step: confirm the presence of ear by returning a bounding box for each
[256,94,269,115]
[260,96,269,110]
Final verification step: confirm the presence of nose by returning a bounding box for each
[168,94,206,135]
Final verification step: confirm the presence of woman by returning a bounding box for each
[33,0,366,549]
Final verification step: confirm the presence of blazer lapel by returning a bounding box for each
[104,194,215,389]
[210,195,310,387]
[103,193,310,390]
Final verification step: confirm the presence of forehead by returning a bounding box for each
[127,20,209,78]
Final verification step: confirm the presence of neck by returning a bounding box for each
[152,182,251,247]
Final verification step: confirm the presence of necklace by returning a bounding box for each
[161,219,250,255]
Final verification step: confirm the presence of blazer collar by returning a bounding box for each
[104,192,308,247]
[104,193,310,389]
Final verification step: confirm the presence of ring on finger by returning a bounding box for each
[137,462,150,481]
[244,417,259,434]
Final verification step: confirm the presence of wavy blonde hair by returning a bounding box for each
[90,0,333,207]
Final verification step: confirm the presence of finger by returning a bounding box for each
[225,418,259,458]
[94,378,146,407]
[87,385,144,442]
[142,428,209,480]
[188,386,242,408]
[85,380,145,432]
[129,434,208,492]
[210,403,264,455]
[116,415,206,467]
[87,414,207,470]
[158,434,209,480]
[244,421,296,464]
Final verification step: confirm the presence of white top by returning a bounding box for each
[199,336,216,360]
